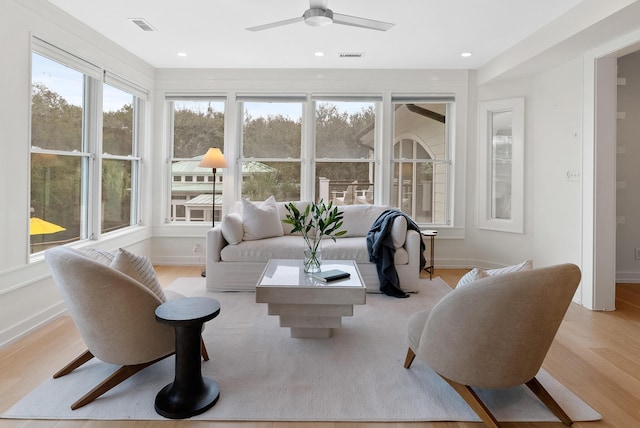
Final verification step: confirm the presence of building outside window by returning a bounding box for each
[392,100,451,225]
[168,98,225,223]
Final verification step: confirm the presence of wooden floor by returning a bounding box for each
[1,266,639,427]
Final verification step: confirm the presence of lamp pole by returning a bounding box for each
[211,167,217,228]
[198,148,228,227]
[198,148,228,277]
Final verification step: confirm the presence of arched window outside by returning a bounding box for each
[392,101,450,225]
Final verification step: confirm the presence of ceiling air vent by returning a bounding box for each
[339,52,364,58]
[129,18,156,32]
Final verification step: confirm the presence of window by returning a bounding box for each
[168,98,225,222]
[392,100,452,225]
[478,97,524,233]
[239,98,303,202]
[314,99,377,205]
[30,50,93,253]
[101,81,141,234]
[30,39,145,254]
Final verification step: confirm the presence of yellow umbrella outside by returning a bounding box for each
[30,217,66,235]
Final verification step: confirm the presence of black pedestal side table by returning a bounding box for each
[154,296,221,419]
[421,230,437,280]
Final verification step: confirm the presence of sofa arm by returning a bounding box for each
[206,226,226,264]
[404,229,421,268]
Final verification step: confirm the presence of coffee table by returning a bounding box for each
[256,259,366,338]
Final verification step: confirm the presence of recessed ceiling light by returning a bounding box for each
[177,52,187,57]
[315,51,325,57]
[461,52,473,58]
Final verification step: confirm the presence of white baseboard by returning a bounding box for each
[615,272,640,283]
[152,255,207,266]
[0,301,66,349]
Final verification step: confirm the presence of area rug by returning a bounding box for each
[2,277,600,423]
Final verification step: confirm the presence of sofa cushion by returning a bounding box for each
[221,236,307,262]
[110,248,166,302]
[338,204,387,237]
[221,212,243,244]
[221,236,374,263]
[242,196,283,241]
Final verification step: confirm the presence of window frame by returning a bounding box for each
[237,94,306,202]
[477,97,525,233]
[312,96,381,205]
[391,96,454,226]
[29,38,146,256]
[101,77,146,233]
[166,96,227,223]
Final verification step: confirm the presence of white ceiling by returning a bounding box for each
[46,0,584,70]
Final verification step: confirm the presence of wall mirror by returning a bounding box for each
[477,97,524,233]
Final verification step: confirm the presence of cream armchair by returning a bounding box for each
[404,264,581,428]
[45,246,208,410]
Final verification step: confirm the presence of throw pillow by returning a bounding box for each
[456,260,533,288]
[485,259,532,276]
[242,196,284,241]
[110,248,166,302]
[82,248,115,265]
[455,267,489,288]
[221,212,244,244]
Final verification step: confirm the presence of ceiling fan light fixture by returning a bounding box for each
[304,8,333,27]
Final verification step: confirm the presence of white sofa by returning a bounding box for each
[205,201,423,293]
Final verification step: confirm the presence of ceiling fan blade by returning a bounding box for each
[246,16,303,32]
[332,13,394,31]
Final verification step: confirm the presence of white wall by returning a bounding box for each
[616,51,640,281]
[473,58,586,300]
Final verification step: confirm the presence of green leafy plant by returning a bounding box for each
[283,200,347,271]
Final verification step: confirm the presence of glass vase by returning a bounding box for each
[303,247,322,273]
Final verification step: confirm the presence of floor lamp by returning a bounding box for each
[198,148,228,277]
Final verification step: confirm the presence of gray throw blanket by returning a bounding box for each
[366,209,426,298]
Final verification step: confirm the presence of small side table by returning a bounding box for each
[155,297,221,419]
[421,230,437,279]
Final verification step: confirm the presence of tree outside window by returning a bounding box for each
[30,53,86,253]
[241,101,302,202]
[101,84,137,234]
[315,100,376,205]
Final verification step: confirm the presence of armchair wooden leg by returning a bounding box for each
[403,347,416,368]
[70,354,172,410]
[440,374,501,428]
[53,350,94,378]
[526,377,573,426]
[201,337,209,361]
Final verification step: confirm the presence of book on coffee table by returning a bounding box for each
[312,269,351,282]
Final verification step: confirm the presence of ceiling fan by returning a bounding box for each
[246,0,394,32]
